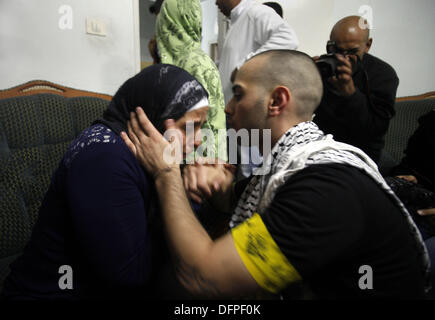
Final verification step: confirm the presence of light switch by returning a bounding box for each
[86,18,107,36]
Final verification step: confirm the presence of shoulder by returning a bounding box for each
[64,124,137,171]
[258,163,383,252]
[363,53,398,80]
[279,163,366,194]
[247,2,276,19]
[245,2,282,27]
[268,164,377,223]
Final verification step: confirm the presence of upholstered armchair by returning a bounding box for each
[380,92,435,176]
[0,81,111,291]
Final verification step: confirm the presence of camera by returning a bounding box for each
[315,54,341,79]
[315,40,360,79]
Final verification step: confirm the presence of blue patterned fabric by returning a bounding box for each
[2,124,159,299]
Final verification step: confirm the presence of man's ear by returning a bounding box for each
[268,86,290,117]
[365,38,373,53]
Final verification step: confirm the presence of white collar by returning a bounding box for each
[230,0,252,25]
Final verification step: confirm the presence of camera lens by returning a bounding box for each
[315,54,340,79]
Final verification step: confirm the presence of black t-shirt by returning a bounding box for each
[232,163,426,299]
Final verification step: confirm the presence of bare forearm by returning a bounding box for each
[154,169,224,296]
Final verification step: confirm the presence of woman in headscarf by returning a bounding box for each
[156,0,227,161]
[1,64,209,300]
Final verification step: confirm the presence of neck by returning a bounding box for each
[275,118,305,146]
[259,119,309,156]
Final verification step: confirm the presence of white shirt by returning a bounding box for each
[218,0,299,105]
[219,0,299,178]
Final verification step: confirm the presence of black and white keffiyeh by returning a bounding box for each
[230,121,431,292]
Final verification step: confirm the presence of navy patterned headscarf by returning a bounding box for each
[95,64,209,134]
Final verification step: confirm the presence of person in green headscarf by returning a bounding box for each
[156,0,227,161]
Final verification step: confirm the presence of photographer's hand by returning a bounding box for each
[328,54,356,97]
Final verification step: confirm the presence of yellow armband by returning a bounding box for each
[231,213,302,293]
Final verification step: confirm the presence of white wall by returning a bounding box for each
[200,0,219,57]
[139,0,156,63]
[254,0,435,97]
[0,0,141,96]
[2,0,431,97]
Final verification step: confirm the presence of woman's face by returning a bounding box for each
[173,106,209,156]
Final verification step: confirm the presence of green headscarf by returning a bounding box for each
[156,0,227,161]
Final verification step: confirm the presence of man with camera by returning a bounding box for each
[314,16,399,164]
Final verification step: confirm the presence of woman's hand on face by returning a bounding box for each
[120,107,182,180]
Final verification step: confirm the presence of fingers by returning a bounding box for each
[196,167,212,197]
[184,167,204,203]
[224,163,237,174]
[127,119,140,145]
[183,167,190,191]
[418,208,435,216]
[337,72,352,82]
[336,65,352,78]
[397,175,418,184]
[120,131,137,156]
[196,157,218,165]
[129,110,147,142]
[187,166,198,194]
[335,55,352,79]
[164,119,176,130]
[335,54,352,66]
[188,190,203,204]
[183,163,218,201]
[135,107,160,138]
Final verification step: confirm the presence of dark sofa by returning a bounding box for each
[380,91,435,176]
[0,80,111,292]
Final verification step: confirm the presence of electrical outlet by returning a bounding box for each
[86,18,107,36]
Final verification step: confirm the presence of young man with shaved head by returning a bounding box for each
[122,50,428,299]
[314,16,399,164]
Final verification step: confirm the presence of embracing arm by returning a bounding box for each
[155,169,259,297]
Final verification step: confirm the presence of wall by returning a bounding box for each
[139,0,156,65]
[200,0,219,57]
[0,0,141,96]
[2,1,431,97]
[256,0,435,97]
